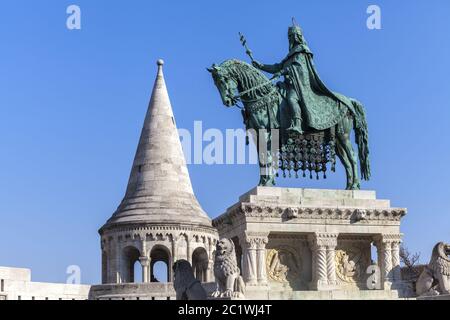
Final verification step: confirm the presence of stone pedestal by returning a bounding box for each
[212,187,407,300]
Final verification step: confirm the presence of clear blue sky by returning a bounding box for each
[0,0,449,284]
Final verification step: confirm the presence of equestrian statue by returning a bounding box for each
[208,20,371,190]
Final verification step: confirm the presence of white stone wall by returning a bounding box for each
[0,267,90,300]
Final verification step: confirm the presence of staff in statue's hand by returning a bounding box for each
[239,32,281,81]
[239,32,255,62]
[252,60,263,69]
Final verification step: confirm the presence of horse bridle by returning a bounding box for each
[229,74,280,107]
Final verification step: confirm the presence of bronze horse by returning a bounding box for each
[209,59,370,190]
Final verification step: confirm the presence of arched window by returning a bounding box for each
[133,260,143,283]
[150,245,171,283]
[152,261,168,282]
[192,247,209,282]
[122,246,141,283]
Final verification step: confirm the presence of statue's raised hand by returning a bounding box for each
[252,60,263,69]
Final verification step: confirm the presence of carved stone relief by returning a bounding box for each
[266,246,301,284]
[335,249,361,284]
[335,241,371,286]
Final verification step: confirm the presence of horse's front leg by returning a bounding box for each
[265,128,279,186]
[258,128,276,187]
[247,128,267,186]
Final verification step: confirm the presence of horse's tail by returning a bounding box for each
[351,100,371,181]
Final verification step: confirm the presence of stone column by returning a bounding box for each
[375,234,402,290]
[308,233,338,290]
[206,260,214,282]
[115,238,123,284]
[391,236,402,285]
[206,237,214,282]
[255,235,269,285]
[168,256,173,283]
[171,236,178,263]
[382,241,393,289]
[139,256,150,283]
[240,235,258,285]
[326,235,338,287]
[186,236,192,264]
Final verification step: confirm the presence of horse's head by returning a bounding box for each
[208,59,275,108]
[207,63,238,107]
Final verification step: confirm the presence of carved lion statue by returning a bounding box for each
[211,238,245,298]
[416,242,450,296]
[172,259,207,300]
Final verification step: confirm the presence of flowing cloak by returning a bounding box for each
[281,44,355,130]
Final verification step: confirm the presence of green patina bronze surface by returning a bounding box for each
[209,21,371,190]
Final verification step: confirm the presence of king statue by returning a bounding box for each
[252,21,354,134]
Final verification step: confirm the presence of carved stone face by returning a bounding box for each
[354,209,367,222]
[436,242,450,259]
[445,244,450,257]
[285,207,298,219]
[216,238,234,257]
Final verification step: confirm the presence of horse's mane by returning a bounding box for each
[218,59,273,100]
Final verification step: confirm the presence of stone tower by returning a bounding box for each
[96,60,217,298]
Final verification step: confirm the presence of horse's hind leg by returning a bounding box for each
[264,129,278,186]
[337,117,360,190]
[336,138,353,190]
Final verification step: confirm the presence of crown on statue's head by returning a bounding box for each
[288,17,303,36]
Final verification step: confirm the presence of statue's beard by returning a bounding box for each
[289,38,302,49]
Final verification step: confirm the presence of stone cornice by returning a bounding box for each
[100,222,218,239]
[338,235,377,242]
[267,234,309,241]
[212,203,407,227]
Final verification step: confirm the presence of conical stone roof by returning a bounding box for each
[103,60,212,229]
